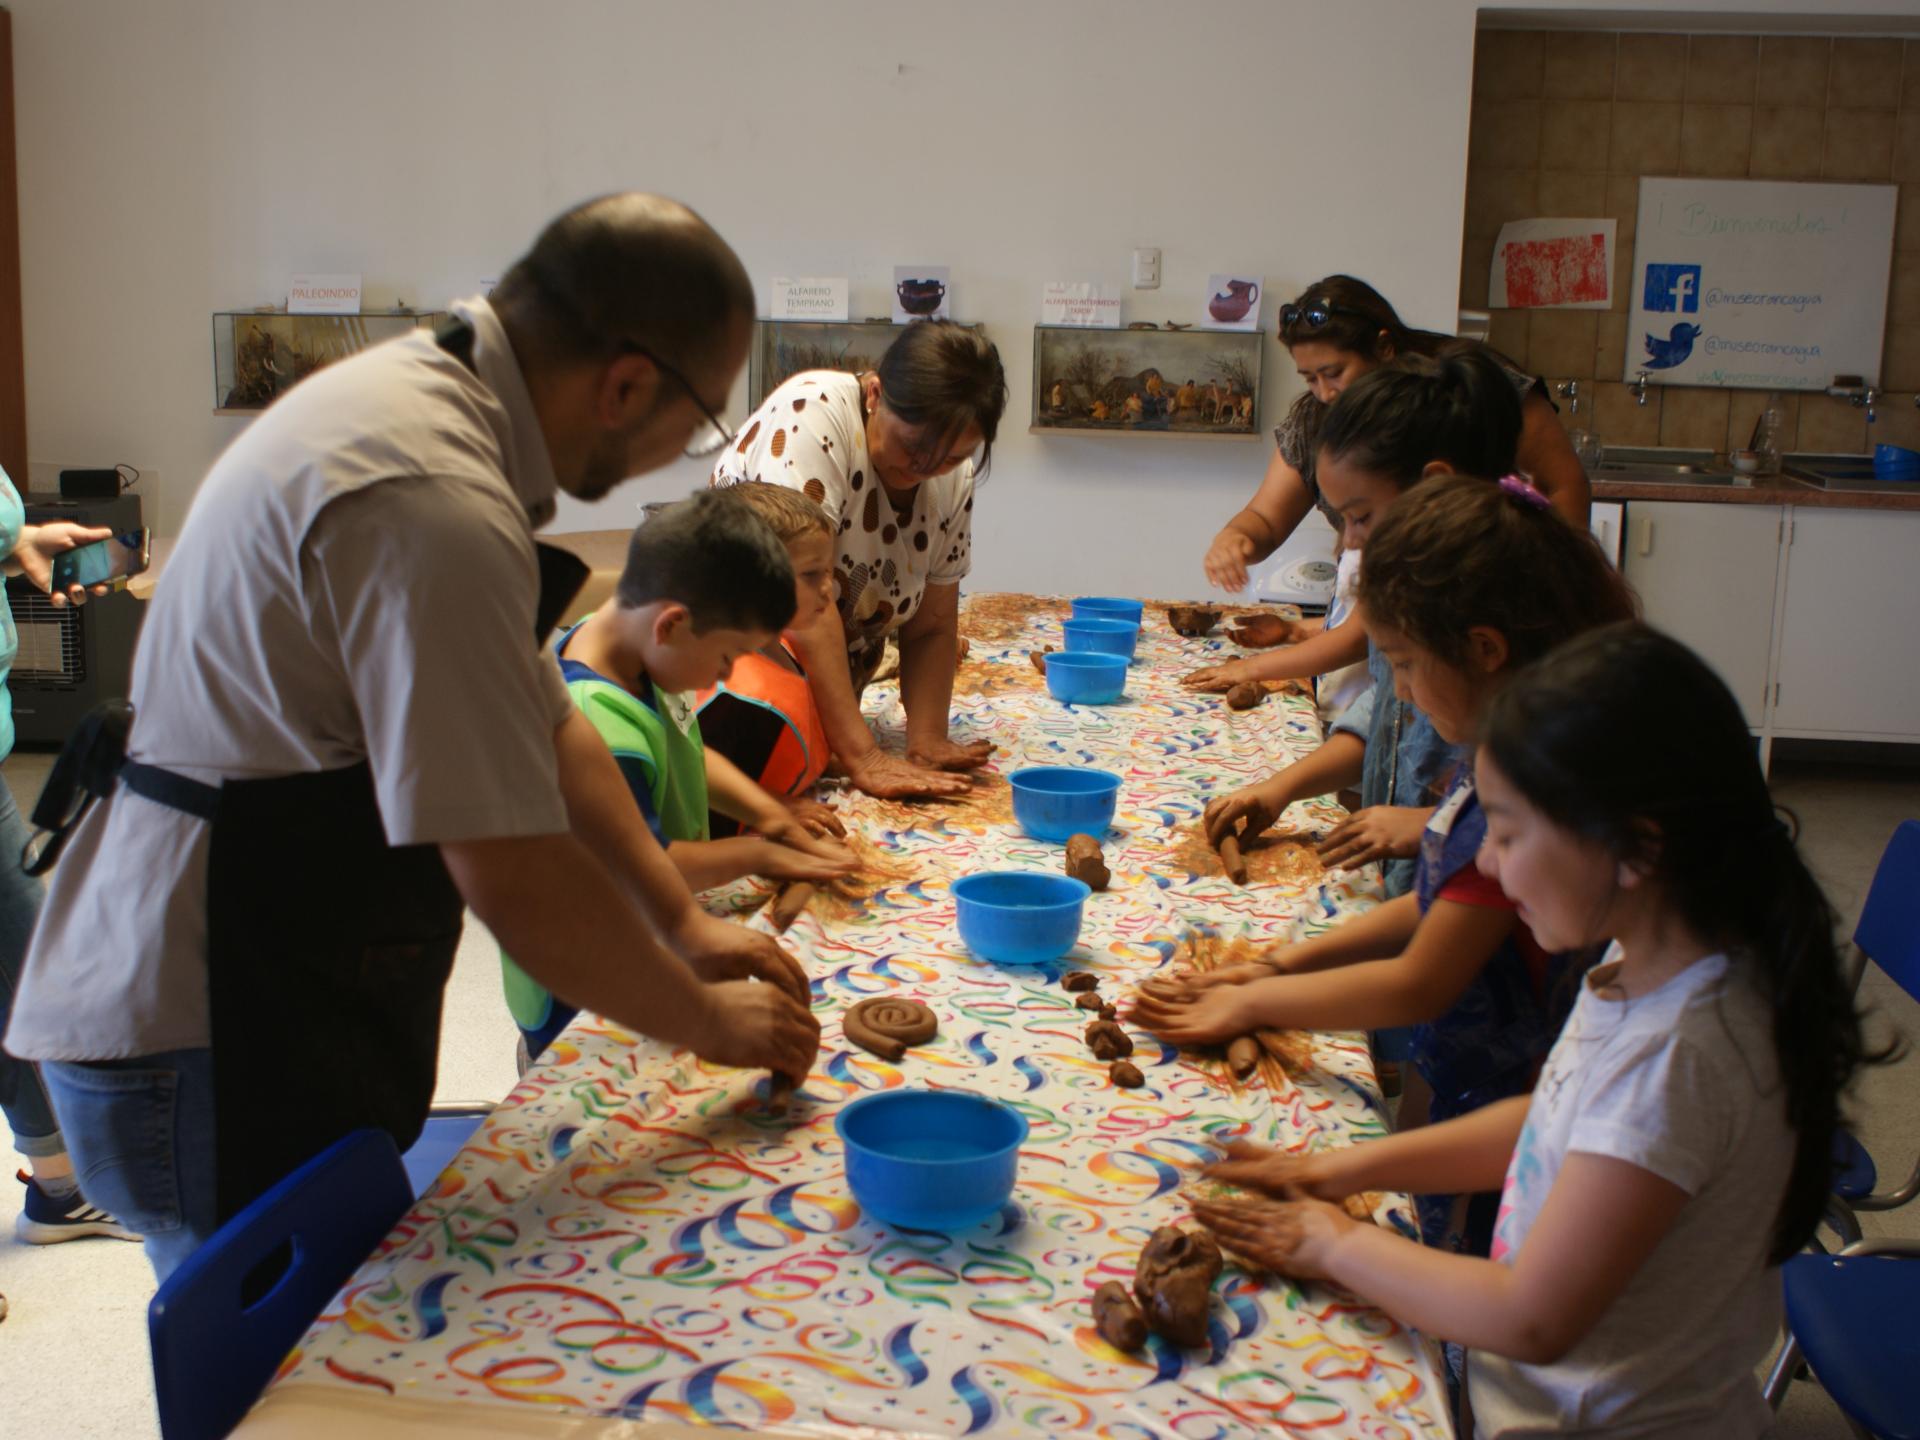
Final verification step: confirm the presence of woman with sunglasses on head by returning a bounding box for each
[1201,276,1589,596]
[711,320,1009,800]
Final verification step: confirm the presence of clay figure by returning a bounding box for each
[1109,1059,1145,1088]
[1225,682,1264,711]
[768,881,815,934]
[1064,833,1111,891]
[1093,1280,1149,1351]
[1217,832,1249,885]
[1133,1225,1223,1347]
[1085,1019,1133,1060]
[1029,648,1055,674]
[1062,971,1100,993]
[1227,1035,1260,1079]
[1075,991,1107,1013]
[843,998,939,1062]
[1165,605,1222,638]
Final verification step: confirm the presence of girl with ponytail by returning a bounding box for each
[1189,621,1876,1439]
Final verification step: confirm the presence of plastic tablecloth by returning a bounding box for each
[234,595,1450,1440]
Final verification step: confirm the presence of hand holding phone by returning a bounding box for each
[13,523,146,608]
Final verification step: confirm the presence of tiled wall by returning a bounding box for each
[1462,30,1920,455]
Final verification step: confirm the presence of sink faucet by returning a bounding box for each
[1828,379,1879,422]
[1555,379,1580,415]
[1630,371,1649,406]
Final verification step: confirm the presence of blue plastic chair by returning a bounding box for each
[1826,821,1920,1246]
[148,1129,414,1440]
[1767,1239,1920,1437]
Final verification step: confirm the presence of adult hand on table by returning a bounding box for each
[1128,985,1254,1046]
[844,748,974,800]
[906,735,996,772]
[1203,1140,1355,1201]
[1190,1195,1356,1281]
[1318,805,1429,870]
[671,908,812,1007]
[694,979,820,1082]
[11,522,115,609]
[1202,783,1282,849]
[1203,529,1259,593]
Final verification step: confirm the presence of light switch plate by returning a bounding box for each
[1132,248,1160,289]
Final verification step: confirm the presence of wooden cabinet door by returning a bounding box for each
[1771,508,1920,738]
[1620,501,1782,727]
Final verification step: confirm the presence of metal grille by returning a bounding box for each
[7,587,85,688]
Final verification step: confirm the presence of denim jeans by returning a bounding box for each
[41,1047,219,1281]
[0,770,60,1159]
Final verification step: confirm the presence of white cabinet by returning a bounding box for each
[1771,508,1920,737]
[1621,501,1783,727]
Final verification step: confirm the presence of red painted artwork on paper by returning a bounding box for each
[1501,233,1609,308]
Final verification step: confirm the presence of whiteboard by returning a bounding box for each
[1626,177,1895,391]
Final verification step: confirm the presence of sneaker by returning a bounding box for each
[14,1170,140,1244]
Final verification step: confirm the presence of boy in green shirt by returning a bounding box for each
[503,490,854,1062]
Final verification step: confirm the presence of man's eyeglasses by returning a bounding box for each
[1279,300,1370,333]
[629,344,736,458]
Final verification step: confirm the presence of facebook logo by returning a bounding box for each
[1644,264,1702,314]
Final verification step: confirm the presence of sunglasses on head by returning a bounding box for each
[1280,300,1371,332]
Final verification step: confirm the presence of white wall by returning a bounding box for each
[12,0,1920,598]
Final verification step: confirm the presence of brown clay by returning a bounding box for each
[766,1072,796,1116]
[1133,1225,1223,1347]
[842,998,939,1062]
[1028,648,1056,674]
[1166,604,1222,638]
[1064,833,1111,891]
[1092,1279,1149,1351]
[955,636,971,664]
[768,882,815,934]
[1062,970,1100,993]
[1227,1035,1260,1079]
[1217,834,1249,885]
[1085,1019,1133,1060]
[1109,1059,1145,1088]
[1225,682,1264,711]
[1074,991,1107,1012]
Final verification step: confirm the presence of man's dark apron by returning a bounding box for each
[28,316,587,1222]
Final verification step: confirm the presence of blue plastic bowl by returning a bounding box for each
[837,1089,1028,1231]
[1009,766,1122,841]
[1874,444,1920,481]
[1071,596,1146,625]
[1062,617,1140,661]
[952,870,1090,964]
[1045,651,1127,704]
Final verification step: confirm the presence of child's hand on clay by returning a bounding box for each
[1190,1195,1356,1281]
[1182,658,1262,692]
[785,797,847,839]
[1317,805,1431,869]
[1226,613,1305,649]
[750,837,860,884]
[1202,1141,1355,1201]
[1170,959,1281,993]
[1128,984,1257,1046]
[1203,781,1284,848]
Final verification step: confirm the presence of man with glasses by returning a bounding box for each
[5,193,819,1280]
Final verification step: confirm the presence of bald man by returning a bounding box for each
[6,194,820,1278]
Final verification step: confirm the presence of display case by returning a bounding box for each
[748,318,984,408]
[212,309,445,413]
[1031,325,1264,439]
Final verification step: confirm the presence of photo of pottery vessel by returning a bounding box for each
[1208,279,1259,324]
[896,278,947,315]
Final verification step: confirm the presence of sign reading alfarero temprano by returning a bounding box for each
[287,274,363,315]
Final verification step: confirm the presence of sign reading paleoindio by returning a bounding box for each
[769,277,849,322]
[287,273,364,315]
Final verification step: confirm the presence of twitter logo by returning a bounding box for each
[1643,322,1703,370]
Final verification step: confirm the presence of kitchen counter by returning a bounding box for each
[1592,473,1920,509]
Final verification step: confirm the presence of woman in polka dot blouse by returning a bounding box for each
[712,321,1007,799]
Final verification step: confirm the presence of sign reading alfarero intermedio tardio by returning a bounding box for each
[1626,178,1894,391]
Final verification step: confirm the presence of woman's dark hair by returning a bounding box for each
[1277,274,1450,361]
[1359,474,1637,669]
[1481,621,1881,1263]
[1317,342,1524,489]
[876,320,1009,478]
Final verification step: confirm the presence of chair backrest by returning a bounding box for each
[1856,820,1920,1005]
[148,1129,414,1440]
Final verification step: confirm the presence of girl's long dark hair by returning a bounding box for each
[1317,343,1523,489]
[1482,622,1877,1262]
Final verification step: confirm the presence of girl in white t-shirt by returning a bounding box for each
[1194,622,1879,1439]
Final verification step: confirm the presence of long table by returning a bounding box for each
[232,595,1450,1440]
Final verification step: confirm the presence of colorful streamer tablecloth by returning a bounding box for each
[236,595,1451,1440]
